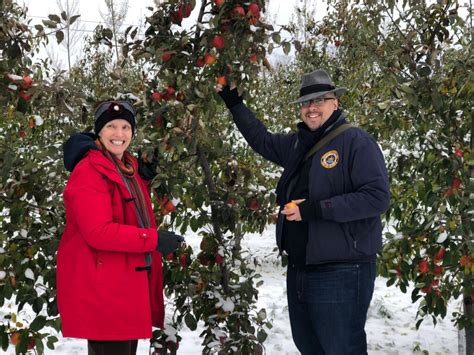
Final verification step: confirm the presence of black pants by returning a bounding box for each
[88,340,138,355]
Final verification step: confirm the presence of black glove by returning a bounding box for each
[138,148,159,181]
[63,132,98,172]
[156,230,185,256]
[218,86,243,110]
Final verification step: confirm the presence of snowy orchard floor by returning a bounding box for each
[2,226,461,354]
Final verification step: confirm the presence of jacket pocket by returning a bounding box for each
[346,218,379,256]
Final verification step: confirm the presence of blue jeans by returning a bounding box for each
[286,262,376,355]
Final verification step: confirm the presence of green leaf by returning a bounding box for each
[55,31,64,44]
[398,84,415,94]
[29,315,47,332]
[257,328,267,342]
[103,28,113,39]
[0,326,8,351]
[48,14,61,23]
[42,20,57,28]
[283,42,291,55]
[271,33,281,44]
[190,217,200,232]
[184,313,197,330]
[69,15,81,26]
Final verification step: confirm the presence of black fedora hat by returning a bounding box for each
[292,69,348,104]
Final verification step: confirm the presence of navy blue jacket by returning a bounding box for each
[229,103,390,264]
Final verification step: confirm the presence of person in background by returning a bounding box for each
[217,69,390,354]
[57,100,184,355]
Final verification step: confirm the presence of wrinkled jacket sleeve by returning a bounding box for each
[230,103,295,167]
[64,161,158,252]
[320,136,390,222]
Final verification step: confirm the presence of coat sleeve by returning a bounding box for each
[64,161,158,252]
[229,103,295,167]
[320,135,390,223]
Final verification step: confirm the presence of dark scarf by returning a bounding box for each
[275,109,344,205]
[96,139,153,268]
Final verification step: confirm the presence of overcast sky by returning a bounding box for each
[21,0,326,68]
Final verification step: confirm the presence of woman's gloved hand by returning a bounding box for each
[156,230,185,256]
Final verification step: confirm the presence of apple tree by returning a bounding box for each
[116,0,294,353]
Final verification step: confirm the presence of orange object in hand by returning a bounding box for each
[284,202,298,209]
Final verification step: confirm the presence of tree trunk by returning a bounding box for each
[196,144,230,294]
[463,277,474,354]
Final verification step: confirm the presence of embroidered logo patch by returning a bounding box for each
[321,150,339,169]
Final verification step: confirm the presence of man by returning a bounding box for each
[218,69,390,354]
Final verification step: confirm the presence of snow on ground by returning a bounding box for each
[2,226,461,354]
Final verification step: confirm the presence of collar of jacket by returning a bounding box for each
[86,149,138,189]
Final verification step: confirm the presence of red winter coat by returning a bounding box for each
[57,150,164,340]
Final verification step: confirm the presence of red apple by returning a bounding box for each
[179,254,187,267]
[233,5,245,17]
[204,53,217,65]
[226,197,236,207]
[162,51,172,62]
[162,199,176,214]
[249,53,258,63]
[454,148,463,158]
[249,198,260,211]
[451,177,461,189]
[395,264,401,277]
[215,253,224,265]
[196,56,206,67]
[27,337,35,350]
[433,265,443,275]
[335,40,342,47]
[157,195,176,214]
[166,85,176,95]
[171,10,183,25]
[213,0,225,7]
[460,255,471,267]
[180,3,192,18]
[216,76,227,86]
[155,116,164,128]
[165,252,174,261]
[151,91,163,102]
[418,259,429,273]
[434,248,445,262]
[10,332,20,345]
[21,76,33,89]
[247,3,260,18]
[421,285,432,293]
[213,35,225,49]
[19,90,32,101]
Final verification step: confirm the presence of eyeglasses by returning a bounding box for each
[300,97,336,108]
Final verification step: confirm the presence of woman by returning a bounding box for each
[57,100,184,355]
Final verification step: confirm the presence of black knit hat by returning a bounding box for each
[94,100,136,135]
